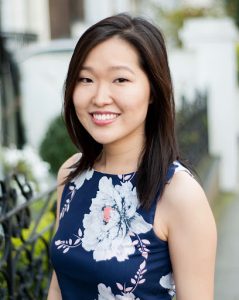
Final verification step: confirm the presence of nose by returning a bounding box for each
[92,82,113,107]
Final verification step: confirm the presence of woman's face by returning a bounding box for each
[73,36,151,147]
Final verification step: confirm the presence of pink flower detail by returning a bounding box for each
[103,206,112,223]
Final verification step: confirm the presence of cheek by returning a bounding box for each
[129,81,150,104]
[119,86,150,104]
[121,101,149,125]
[72,90,85,111]
[122,90,150,112]
[73,88,94,114]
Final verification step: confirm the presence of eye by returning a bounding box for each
[77,77,93,83]
[114,78,129,83]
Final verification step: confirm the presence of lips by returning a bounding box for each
[90,111,120,125]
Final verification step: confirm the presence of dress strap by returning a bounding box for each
[168,161,192,180]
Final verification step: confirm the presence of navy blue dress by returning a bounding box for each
[50,161,187,299]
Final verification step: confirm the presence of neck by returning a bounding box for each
[95,133,145,174]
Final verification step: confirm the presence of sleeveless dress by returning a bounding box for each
[50,161,189,300]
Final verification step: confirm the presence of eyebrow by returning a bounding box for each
[109,66,135,75]
[80,65,135,75]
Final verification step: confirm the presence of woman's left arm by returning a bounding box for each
[164,172,217,300]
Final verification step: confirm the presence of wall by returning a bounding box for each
[170,17,239,192]
[1,0,50,41]
[18,41,74,148]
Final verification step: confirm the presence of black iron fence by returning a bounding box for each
[0,174,56,300]
[1,32,37,51]
[0,31,37,148]
[176,90,208,167]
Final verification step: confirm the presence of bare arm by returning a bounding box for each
[47,271,62,300]
[159,172,217,299]
[47,153,81,300]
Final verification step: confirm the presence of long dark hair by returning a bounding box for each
[63,13,179,209]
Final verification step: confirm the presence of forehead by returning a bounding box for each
[82,37,141,67]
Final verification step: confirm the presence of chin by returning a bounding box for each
[94,139,116,145]
[92,135,118,145]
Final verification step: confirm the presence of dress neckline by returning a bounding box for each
[91,168,136,177]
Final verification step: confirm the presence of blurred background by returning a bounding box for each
[0,0,238,299]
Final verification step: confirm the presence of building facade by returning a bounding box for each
[0,0,238,192]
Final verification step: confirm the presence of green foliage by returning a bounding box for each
[9,193,56,294]
[0,149,30,180]
[7,193,56,297]
[224,0,239,28]
[161,7,209,45]
[158,6,223,46]
[11,193,56,255]
[166,7,206,28]
[40,115,77,175]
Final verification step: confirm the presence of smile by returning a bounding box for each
[90,112,120,125]
[92,114,118,121]
[92,113,119,121]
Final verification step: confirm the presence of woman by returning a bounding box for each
[48,13,217,300]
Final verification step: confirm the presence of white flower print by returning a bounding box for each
[131,232,150,259]
[159,272,176,297]
[72,168,94,189]
[60,169,94,219]
[97,284,140,300]
[82,176,152,262]
[59,185,75,219]
[97,283,115,300]
[116,260,147,294]
[116,293,140,300]
[117,172,135,183]
[55,227,83,253]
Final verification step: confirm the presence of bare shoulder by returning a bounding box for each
[155,170,214,240]
[57,152,82,185]
[162,170,208,213]
[160,170,216,240]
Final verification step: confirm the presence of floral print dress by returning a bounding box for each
[50,161,188,299]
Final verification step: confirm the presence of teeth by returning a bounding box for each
[93,114,118,121]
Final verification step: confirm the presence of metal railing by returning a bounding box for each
[177,90,209,167]
[0,32,37,52]
[0,174,56,300]
[0,31,37,148]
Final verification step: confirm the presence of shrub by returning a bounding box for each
[39,115,77,175]
[224,0,239,28]
[157,6,223,46]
